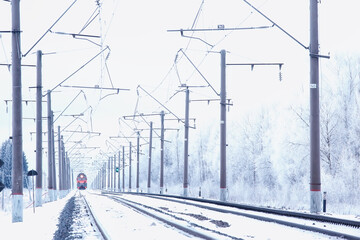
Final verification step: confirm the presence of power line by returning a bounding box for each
[23,0,79,57]
[44,46,110,96]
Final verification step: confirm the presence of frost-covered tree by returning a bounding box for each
[0,139,29,188]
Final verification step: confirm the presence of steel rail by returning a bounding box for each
[80,192,110,240]
[102,191,360,239]
[104,194,226,240]
[132,192,360,228]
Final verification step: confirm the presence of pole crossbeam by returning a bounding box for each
[62,130,101,135]
[167,25,274,33]
[60,85,130,92]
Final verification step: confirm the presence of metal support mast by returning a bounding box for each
[103,162,106,189]
[160,111,165,194]
[136,132,140,192]
[129,142,132,191]
[122,146,125,192]
[11,0,23,222]
[220,49,227,202]
[113,155,116,191]
[51,115,57,200]
[183,88,190,197]
[58,126,63,198]
[107,158,110,190]
[310,0,321,213]
[147,122,153,193]
[47,91,54,202]
[118,151,121,191]
[110,156,113,191]
[35,50,42,207]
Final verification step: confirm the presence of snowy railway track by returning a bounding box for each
[103,193,237,240]
[80,191,110,240]
[54,191,108,240]
[101,191,360,239]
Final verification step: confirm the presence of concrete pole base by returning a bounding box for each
[220,188,227,202]
[136,188,139,193]
[12,194,23,223]
[147,187,151,194]
[35,188,42,207]
[160,187,163,194]
[183,187,188,197]
[48,189,54,202]
[310,191,322,213]
[54,190,58,201]
[59,190,66,199]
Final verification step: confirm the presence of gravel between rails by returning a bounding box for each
[53,196,76,240]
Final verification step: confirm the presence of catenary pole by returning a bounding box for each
[58,126,63,198]
[147,122,153,193]
[160,111,165,194]
[61,137,65,196]
[136,132,140,193]
[183,88,190,197]
[310,0,321,213]
[107,158,110,190]
[113,154,116,191]
[110,156,113,191]
[51,114,57,200]
[122,146,125,192]
[66,152,69,193]
[220,49,227,201]
[35,50,42,207]
[118,151,121,191]
[47,91,54,201]
[129,142,132,191]
[103,163,106,189]
[11,0,23,222]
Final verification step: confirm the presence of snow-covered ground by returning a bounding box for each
[0,188,72,239]
[0,189,358,239]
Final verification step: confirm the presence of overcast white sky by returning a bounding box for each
[0,0,360,180]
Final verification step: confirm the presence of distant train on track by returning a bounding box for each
[76,173,87,190]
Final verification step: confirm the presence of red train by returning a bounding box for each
[76,173,87,190]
